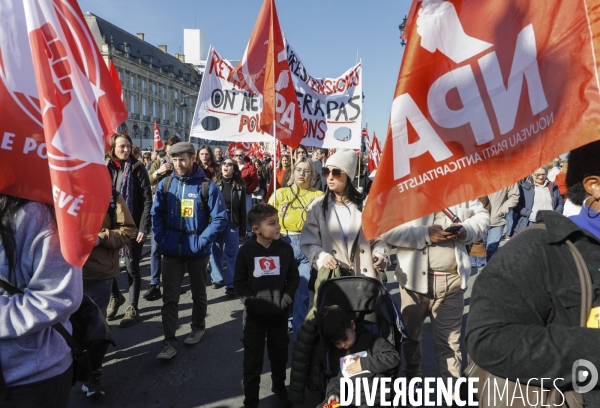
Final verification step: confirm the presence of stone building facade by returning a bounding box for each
[85,12,201,150]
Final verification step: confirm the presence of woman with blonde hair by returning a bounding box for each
[269,157,324,337]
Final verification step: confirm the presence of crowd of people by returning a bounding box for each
[1,135,599,408]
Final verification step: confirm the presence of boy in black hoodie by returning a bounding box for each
[234,203,300,408]
[321,305,401,408]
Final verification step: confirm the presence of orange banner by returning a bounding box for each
[364,0,600,239]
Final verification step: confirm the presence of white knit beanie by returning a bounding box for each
[325,149,357,180]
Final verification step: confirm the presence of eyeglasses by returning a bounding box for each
[233,154,244,158]
[222,162,234,167]
[295,168,311,175]
[322,168,343,179]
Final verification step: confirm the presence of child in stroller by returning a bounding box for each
[289,276,407,405]
[320,304,401,407]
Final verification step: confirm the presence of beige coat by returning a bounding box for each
[381,199,490,294]
[300,195,389,279]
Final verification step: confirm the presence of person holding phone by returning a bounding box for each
[380,201,489,392]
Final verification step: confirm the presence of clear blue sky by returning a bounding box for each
[80,0,412,146]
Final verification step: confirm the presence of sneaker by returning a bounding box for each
[106,292,125,321]
[184,328,205,345]
[225,288,236,296]
[212,282,225,289]
[119,305,140,328]
[81,374,105,397]
[156,341,177,360]
[142,284,161,301]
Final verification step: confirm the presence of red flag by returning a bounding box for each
[0,0,128,267]
[363,0,600,240]
[362,127,370,150]
[228,0,303,148]
[153,121,164,150]
[227,142,236,157]
[109,59,123,103]
[368,134,382,173]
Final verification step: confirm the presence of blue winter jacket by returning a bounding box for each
[151,164,227,259]
[512,181,564,234]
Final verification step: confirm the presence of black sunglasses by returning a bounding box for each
[322,168,343,179]
[222,162,234,167]
[233,154,244,158]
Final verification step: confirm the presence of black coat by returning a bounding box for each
[466,211,600,404]
[106,157,153,234]
[215,178,246,233]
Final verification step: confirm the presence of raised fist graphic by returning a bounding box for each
[416,0,492,64]
[275,70,290,92]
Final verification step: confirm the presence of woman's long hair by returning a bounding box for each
[196,144,220,179]
[321,174,365,218]
[277,154,291,170]
[215,160,246,187]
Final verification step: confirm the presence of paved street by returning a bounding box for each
[68,239,484,408]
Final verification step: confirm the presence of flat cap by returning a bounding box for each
[168,142,195,156]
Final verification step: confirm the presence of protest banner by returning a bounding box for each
[0,0,128,266]
[364,0,600,240]
[190,46,274,143]
[286,40,363,150]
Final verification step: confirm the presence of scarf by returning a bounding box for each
[118,157,135,260]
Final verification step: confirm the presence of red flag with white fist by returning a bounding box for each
[369,134,381,173]
[0,0,128,267]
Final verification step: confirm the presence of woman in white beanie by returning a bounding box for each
[300,149,390,281]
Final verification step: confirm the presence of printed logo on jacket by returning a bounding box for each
[253,257,280,277]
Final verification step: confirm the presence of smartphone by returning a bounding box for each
[444,225,463,234]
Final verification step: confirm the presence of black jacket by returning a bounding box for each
[215,178,247,233]
[234,236,300,326]
[326,328,400,401]
[466,211,600,404]
[106,157,153,234]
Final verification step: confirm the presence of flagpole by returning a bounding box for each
[273,127,277,207]
[358,151,361,193]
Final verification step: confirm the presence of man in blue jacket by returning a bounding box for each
[151,142,227,360]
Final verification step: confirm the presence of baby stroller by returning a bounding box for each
[314,276,408,400]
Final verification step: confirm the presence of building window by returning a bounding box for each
[174,90,179,101]
[141,79,147,92]
[152,83,157,96]
[162,103,167,121]
[161,87,166,98]
[142,98,147,116]
[152,100,157,118]
[130,75,135,89]
[183,110,187,125]
[175,106,179,122]
[118,70,122,81]
[130,94,135,113]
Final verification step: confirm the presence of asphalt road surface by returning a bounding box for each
[68,238,488,408]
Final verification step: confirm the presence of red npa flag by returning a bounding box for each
[369,134,382,173]
[228,0,303,148]
[363,0,600,240]
[153,121,164,150]
[0,0,128,267]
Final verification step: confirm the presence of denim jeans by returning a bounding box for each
[209,215,240,288]
[470,255,486,268]
[485,225,504,262]
[245,193,253,233]
[505,209,515,236]
[282,234,311,339]
[150,235,162,286]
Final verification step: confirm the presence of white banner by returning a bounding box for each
[286,40,362,150]
[190,46,273,142]
[191,44,362,149]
